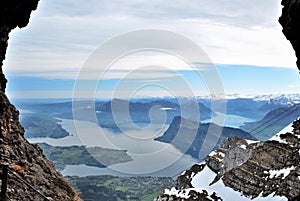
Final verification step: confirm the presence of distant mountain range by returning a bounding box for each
[17,98,215,134]
[96,98,214,126]
[198,93,300,103]
[15,95,299,138]
[155,116,257,159]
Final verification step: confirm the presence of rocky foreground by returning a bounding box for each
[154,119,300,201]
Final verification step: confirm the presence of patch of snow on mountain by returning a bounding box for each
[253,94,300,103]
[270,123,294,144]
[240,144,247,150]
[268,166,295,179]
[196,93,300,104]
[246,139,259,144]
[278,122,294,134]
[190,165,287,201]
[164,187,190,199]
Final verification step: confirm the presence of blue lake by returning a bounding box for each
[28,112,254,177]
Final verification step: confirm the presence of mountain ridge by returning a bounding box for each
[155,116,257,159]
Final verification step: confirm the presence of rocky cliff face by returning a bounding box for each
[154,119,300,201]
[279,0,300,70]
[0,0,80,200]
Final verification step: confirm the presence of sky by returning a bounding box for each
[4,0,300,99]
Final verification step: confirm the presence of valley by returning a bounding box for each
[12,94,300,201]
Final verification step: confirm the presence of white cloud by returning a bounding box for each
[8,89,206,99]
[36,0,282,28]
[176,20,296,67]
[4,0,297,80]
[288,84,300,88]
[7,90,74,99]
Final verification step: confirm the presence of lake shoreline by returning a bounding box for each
[28,118,199,177]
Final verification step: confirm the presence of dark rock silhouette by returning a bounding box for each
[0,0,40,92]
[279,0,300,70]
[0,0,80,200]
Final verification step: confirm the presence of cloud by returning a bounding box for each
[6,69,182,80]
[38,0,282,28]
[5,48,210,80]
[288,84,300,88]
[7,90,74,99]
[7,89,205,99]
[4,0,296,81]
